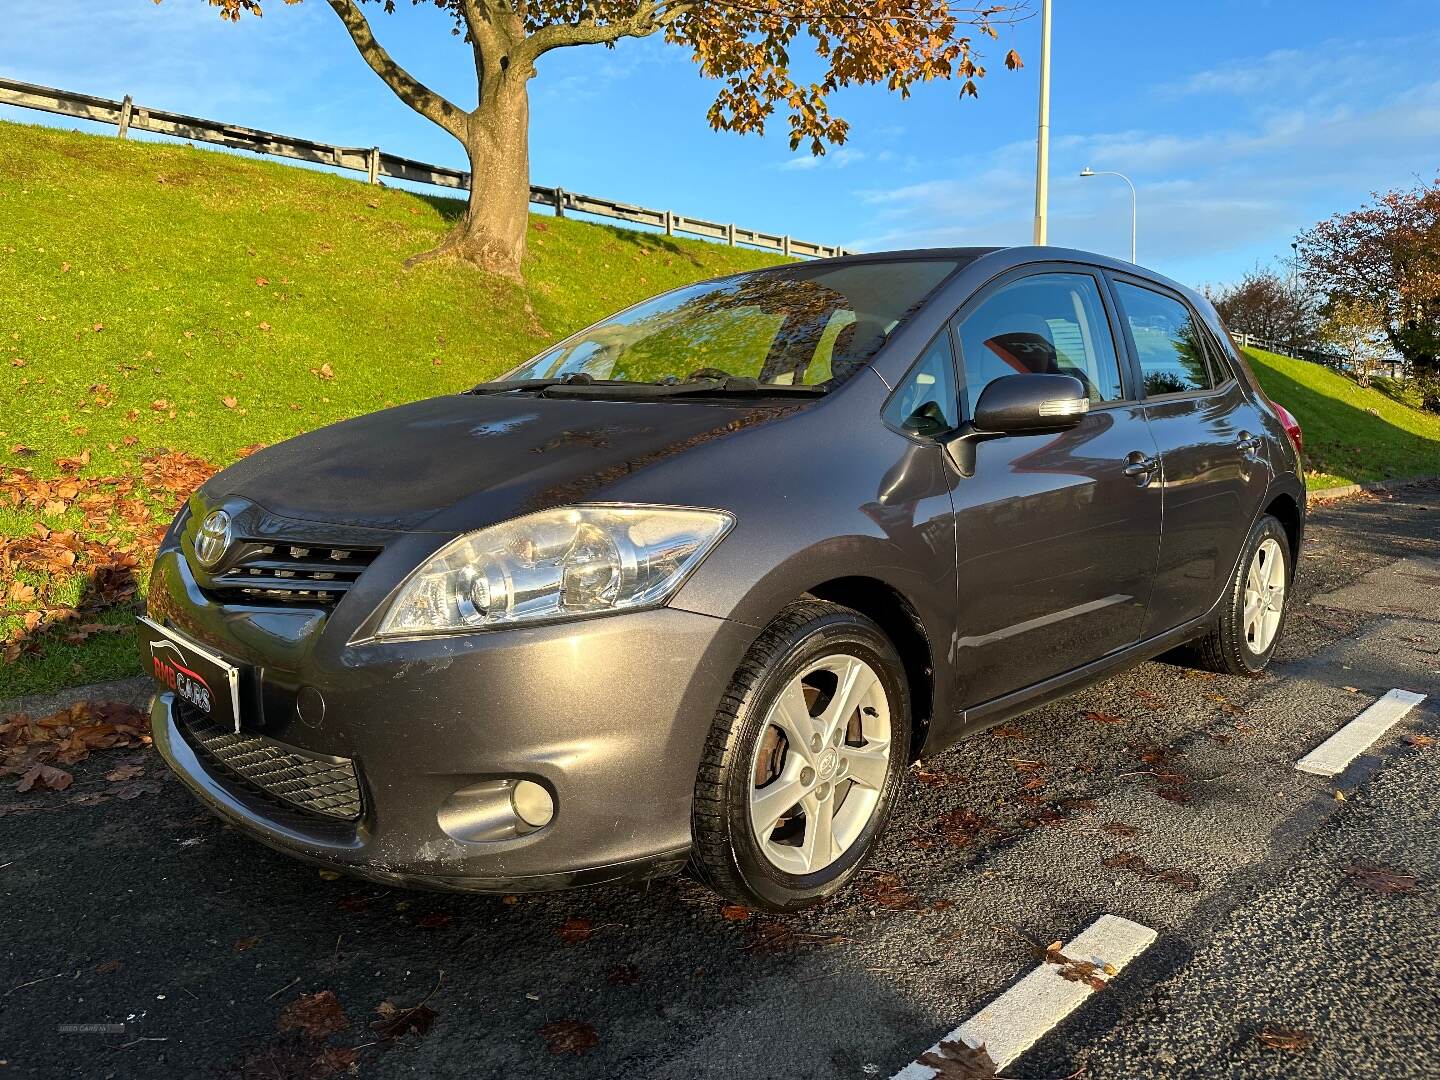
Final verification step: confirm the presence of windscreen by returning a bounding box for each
[504,259,961,390]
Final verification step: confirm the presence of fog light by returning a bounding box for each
[511,780,554,828]
[437,778,554,842]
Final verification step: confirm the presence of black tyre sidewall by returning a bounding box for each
[1224,515,1291,673]
[719,611,910,911]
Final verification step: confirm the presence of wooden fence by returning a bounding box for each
[0,75,851,259]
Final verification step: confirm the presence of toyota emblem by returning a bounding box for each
[193,509,233,569]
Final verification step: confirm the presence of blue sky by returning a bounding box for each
[5,0,1439,288]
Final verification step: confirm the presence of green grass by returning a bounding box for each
[1244,347,1440,490]
[0,120,784,701]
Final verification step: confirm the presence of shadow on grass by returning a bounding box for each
[1257,362,1440,484]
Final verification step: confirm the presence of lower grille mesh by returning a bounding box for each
[177,706,362,821]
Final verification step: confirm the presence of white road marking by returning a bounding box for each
[891,914,1158,1078]
[1296,689,1428,777]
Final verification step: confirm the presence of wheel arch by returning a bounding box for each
[802,576,934,763]
[1261,488,1304,577]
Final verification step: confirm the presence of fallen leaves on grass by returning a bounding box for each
[1102,851,1201,892]
[1343,861,1419,895]
[312,363,335,380]
[277,990,349,1040]
[1255,1025,1315,1052]
[916,1038,999,1078]
[540,1019,598,1055]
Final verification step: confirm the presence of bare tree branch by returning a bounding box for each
[324,0,468,134]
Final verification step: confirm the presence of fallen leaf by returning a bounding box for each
[258,321,272,332]
[233,936,260,952]
[916,1038,999,1078]
[415,911,454,930]
[371,1000,437,1041]
[16,763,74,793]
[255,276,270,286]
[540,1019,598,1055]
[276,990,349,1039]
[1256,1025,1315,1052]
[1101,822,1143,837]
[1343,861,1418,895]
[605,962,642,986]
[94,958,123,975]
[719,904,752,922]
[221,395,238,409]
[313,363,335,380]
[1402,733,1435,748]
[105,764,144,782]
[1084,710,1126,724]
[556,917,593,944]
[989,725,1025,740]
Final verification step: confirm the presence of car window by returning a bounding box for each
[1113,282,1217,396]
[506,259,962,390]
[953,272,1124,415]
[883,329,959,437]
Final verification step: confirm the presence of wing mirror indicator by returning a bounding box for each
[941,373,1090,477]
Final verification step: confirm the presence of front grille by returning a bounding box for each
[176,705,363,821]
[210,540,381,604]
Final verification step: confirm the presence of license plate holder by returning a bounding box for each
[138,616,243,734]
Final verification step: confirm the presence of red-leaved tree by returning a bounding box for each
[189,1,1024,280]
[1297,178,1440,411]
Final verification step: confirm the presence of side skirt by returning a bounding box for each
[951,606,1216,741]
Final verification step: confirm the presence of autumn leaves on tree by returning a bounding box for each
[196,0,1023,280]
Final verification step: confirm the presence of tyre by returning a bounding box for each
[1190,514,1291,675]
[691,600,911,912]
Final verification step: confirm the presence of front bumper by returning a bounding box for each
[147,544,756,892]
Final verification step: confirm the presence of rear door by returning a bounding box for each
[1107,274,1272,636]
[948,265,1163,708]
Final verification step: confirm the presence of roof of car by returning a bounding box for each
[793,245,1203,306]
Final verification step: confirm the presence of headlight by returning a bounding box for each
[372,504,733,638]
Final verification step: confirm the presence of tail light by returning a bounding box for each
[1271,401,1303,455]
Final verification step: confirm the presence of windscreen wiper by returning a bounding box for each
[466,374,827,399]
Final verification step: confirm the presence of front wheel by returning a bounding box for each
[1190,514,1291,675]
[690,601,911,912]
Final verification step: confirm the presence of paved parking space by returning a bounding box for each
[2,481,1437,1079]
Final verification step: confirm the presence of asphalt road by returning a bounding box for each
[2,481,1437,1080]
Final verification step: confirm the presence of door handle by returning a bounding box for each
[1236,434,1262,453]
[1123,454,1158,478]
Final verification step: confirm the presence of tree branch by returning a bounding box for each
[520,0,679,59]
[324,0,467,134]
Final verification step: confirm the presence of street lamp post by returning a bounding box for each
[1079,167,1137,263]
[1032,0,1053,245]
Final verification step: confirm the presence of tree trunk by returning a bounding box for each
[409,69,531,281]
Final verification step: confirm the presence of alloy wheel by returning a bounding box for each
[1243,537,1286,654]
[747,653,892,875]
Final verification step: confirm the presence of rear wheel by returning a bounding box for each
[1190,514,1291,675]
[691,601,910,912]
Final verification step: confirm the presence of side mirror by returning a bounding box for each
[943,373,1089,477]
[973,373,1090,434]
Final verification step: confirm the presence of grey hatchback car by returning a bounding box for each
[141,246,1305,911]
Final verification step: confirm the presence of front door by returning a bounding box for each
[1108,276,1272,635]
[947,267,1163,708]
